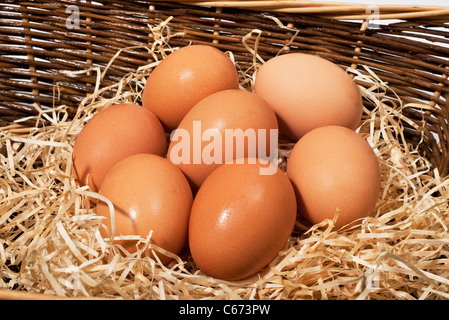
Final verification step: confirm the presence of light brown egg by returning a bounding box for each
[142,44,239,131]
[254,53,363,141]
[96,153,193,265]
[167,89,279,192]
[72,103,167,193]
[188,159,297,280]
[286,125,381,229]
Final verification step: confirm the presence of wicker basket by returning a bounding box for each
[1,0,449,300]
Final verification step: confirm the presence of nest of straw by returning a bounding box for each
[1,17,449,300]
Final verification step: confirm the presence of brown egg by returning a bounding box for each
[96,153,193,264]
[188,159,297,280]
[286,125,381,229]
[72,103,167,193]
[254,53,363,141]
[142,44,239,131]
[167,89,279,192]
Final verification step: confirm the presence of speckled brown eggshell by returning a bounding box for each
[254,53,363,141]
[167,89,279,192]
[72,103,167,193]
[286,125,381,229]
[96,153,193,265]
[188,159,297,281]
[142,45,239,131]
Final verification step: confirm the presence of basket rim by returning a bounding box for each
[173,0,449,20]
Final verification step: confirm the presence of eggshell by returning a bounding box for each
[286,125,381,229]
[72,103,167,192]
[96,153,193,265]
[188,159,297,280]
[254,53,363,141]
[142,44,239,131]
[167,89,279,192]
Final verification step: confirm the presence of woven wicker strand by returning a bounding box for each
[180,1,449,19]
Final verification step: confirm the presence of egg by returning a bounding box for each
[286,125,381,229]
[254,53,363,141]
[188,159,297,280]
[72,103,167,192]
[96,153,193,265]
[142,44,239,131]
[167,89,279,192]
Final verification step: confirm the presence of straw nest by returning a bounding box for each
[1,17,449,300]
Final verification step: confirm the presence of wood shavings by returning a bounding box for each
[1,19,449,300]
